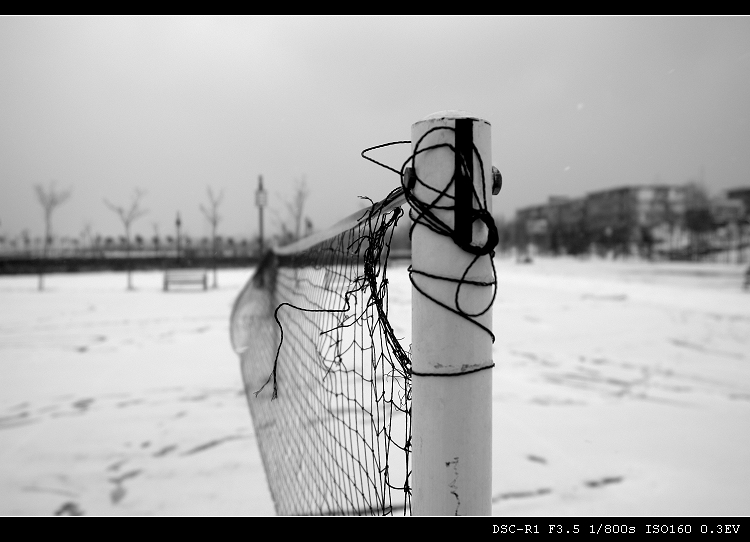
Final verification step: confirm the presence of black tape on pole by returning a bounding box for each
[454,118,474,247]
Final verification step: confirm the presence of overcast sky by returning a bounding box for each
[1,16,749,242]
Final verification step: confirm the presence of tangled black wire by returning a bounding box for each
[361,124,499,346]
[234,125,500,515]
[238,198,413,515]
[256,195,410,398]
[256,121,500,393]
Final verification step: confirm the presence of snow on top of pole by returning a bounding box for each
[421,110,490,125]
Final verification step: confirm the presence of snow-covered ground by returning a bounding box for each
[487,257,750,517]
[1,259,749,516]
[0,269,274,516]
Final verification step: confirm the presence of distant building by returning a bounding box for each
[710,196,745,225]
[515,184,687,256]
[586,184,684,231]
[587,185,687,255]
[584,187,634,248]
[515,203,549,253]
[545,196,587,254]
[726,187,750,219]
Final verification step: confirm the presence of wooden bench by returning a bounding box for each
[163,269,208,291]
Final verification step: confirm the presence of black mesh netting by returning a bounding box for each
[230,189,412,516]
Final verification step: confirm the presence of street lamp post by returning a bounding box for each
[175,212,182,262]
[255,175,267,257]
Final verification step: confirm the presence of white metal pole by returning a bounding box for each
[410,111,494,516]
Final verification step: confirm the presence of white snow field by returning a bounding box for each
[1,258,749,516]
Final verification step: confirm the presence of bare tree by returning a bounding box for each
[279,178,312,244]
[35,181,72,291]
[79,222,93,257]
[104,189,148,290]
[200,187,224,288]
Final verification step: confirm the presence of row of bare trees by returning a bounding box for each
[28,179,313,291]
[32,183,223,291]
